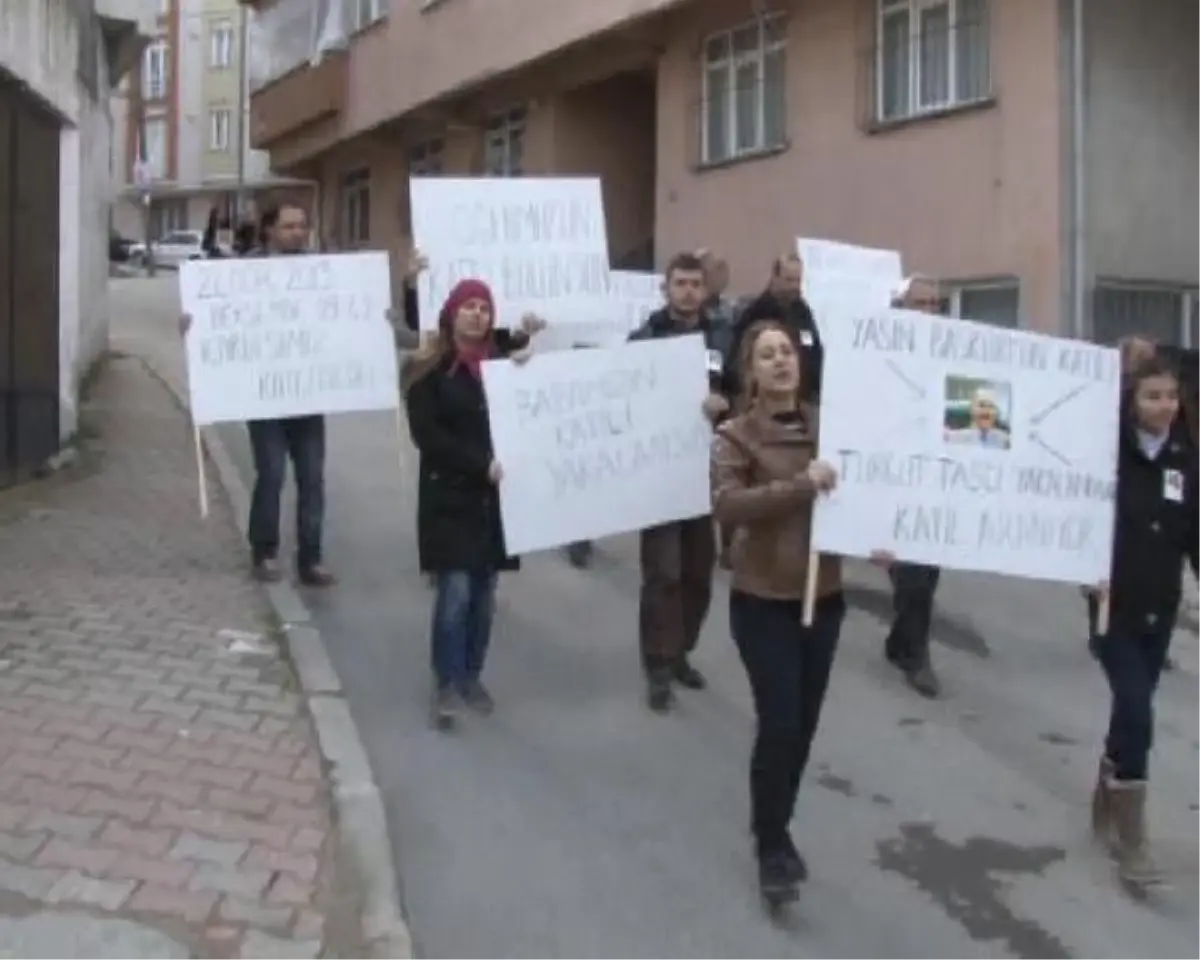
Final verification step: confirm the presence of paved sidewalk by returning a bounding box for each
[0,354,346,957]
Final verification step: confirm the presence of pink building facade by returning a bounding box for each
[246,0,1198,344]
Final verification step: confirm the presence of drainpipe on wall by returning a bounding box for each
[1069,0,1086,340]
[235,3,249,220]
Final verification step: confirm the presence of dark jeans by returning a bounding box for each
[731,590,845,854]
[1095,620,1173,781]
[247,416,326,570]
[639,517,715,672]
[431,571,497,691]
[885,562,941,670]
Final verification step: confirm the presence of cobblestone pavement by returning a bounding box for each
[0,353,345,957]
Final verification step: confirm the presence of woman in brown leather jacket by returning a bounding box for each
[710,317,841,905]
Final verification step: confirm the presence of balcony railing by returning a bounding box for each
[248,0,350,93]
[249,49,347,148]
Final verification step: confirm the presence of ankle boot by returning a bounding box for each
[1090,756,1116,842]
[1108,778,1162,886]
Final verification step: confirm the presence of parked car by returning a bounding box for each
[151,230,207,268]
[108,231,142,263]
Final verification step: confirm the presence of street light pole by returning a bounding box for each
[131,69,157,278]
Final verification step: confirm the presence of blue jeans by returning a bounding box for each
[247,416,325,570]
[1095,621,1173,781]
[431,571,497,691]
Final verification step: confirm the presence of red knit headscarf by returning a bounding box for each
[439,278,496,380]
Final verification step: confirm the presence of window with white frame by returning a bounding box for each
[210,19,234,69]
[142,116,168,179]
[409,138,445,176]
[484,107,526,176]
[340,169,371,246]
[701,14,787,166]
[142,40,169,100]
[946,279,1020,327]
[209,108,232,151]
[1093,282,1199,348]
[876,0,990,123]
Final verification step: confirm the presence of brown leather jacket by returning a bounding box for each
[710,405,841,601]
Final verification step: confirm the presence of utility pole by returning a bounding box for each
[234,2,249,221]
[131,64,157,277]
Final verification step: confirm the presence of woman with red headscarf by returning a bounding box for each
[402,279,538,730]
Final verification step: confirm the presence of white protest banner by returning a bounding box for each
[811,310,1121,585]
[797,237,903,322]
[410,177,611,331]
[482,335,712,555]
[608,270,663,334]
[179,252,398,424]
[538,270,664,352]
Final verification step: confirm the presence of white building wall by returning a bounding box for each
[177,0,206,187]
[0,1,82,122]
[1,0,148,441]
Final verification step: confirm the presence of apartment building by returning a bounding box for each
[112,0,302,241]
[244,0,1196,346]
[0,0,154,482]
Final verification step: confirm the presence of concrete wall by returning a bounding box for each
[654,0,1064,329]
[1084,0,1198,284]
[0,0,144,439]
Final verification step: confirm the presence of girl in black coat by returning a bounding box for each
[1089,354,1198,887]
[401,278,532,731]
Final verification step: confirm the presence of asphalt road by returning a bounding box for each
[113,278,1199,958]
[211,407,1198,960]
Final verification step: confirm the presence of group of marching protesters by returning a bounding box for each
[184,197,1197,904]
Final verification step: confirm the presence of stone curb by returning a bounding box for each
[138,356,414,959]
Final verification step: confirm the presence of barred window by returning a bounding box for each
[875,0,991,123]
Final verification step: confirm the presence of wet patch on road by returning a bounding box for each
[0,601,31,621]
[898,717,924,728]
[817,773,857,797]
[871,793,894,807]
[876,822,1069,958]
[843,584,990,659]
[1039,732,1078,746]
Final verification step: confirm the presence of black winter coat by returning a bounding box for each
[628,307,736,399]
[726,291,823,402]
[1106,418,1198,633]
[405,351,521,574]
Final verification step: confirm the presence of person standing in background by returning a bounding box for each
[629,251,734,712]
[200,206,225,259]
[402,279,536,730]
[881,275,946,698]
[697,248,737,329]
[726,254,822,403]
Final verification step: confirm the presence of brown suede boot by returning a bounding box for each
[1090,756,1116,843]
[1108,779,1163,887]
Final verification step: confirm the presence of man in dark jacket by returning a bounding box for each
[629,251,733,712]
[726,253,822,402]
[879,275,946,698]
[180,200,334,586]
